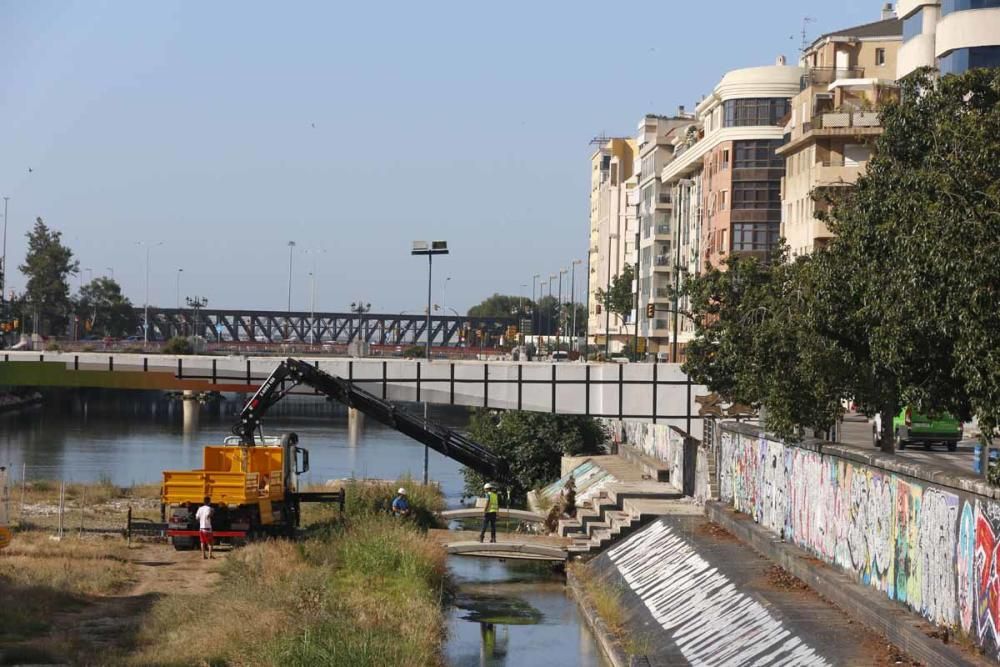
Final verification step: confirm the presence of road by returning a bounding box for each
[837,415,982,478]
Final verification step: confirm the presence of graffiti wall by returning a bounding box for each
[612,419,711,504]
[719,425,1000,655]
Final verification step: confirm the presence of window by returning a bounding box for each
[942,0,1000,16]
[722,98,791,127]
[902,10,924,42]
[939,46,1000,75]
[733,181,781,210]
[721,149,730,170]
[732,223,780,252]
[733,140,784,168]
[875,48,886,66]
[719,190,728,211]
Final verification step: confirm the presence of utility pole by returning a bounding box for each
[286,241,296,313]
[309,272,316,345]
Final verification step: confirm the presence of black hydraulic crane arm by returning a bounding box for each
[233,358,506,481]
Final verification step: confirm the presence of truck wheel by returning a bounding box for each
[172,536,196,551]
[948,442,958,452]
[924,442,932,451]
[896,435,907,450]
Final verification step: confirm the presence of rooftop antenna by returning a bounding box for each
[800,16,816,53]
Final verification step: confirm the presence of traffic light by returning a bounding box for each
[646,303,655,319]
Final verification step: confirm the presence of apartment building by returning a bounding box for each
[897,0,1000,78]
[587,137,637,349]
[779,12,902,256]
[633,114,697,351]
[654,61,802,359]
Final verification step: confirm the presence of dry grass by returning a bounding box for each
[13,479,162,531]
[128,482,448,667]
[0,530,136,651]
[569,562,649,658]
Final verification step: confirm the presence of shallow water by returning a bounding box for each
[445,557,608,667]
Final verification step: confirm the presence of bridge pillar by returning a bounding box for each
[182,390,200,432]
[348,407,365,446]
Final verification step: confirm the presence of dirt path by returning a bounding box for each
[15,543,228,664]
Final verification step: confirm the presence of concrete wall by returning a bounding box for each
[612,419,711,502]
[718,421,1000,656]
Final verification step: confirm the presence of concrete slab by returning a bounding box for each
[587,513,921,666]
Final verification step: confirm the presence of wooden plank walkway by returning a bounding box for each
[428,529,570,561]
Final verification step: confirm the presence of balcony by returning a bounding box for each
[654,255,671,267]
[815,159,865,187]
[816,111,880,129]
[654,287,673,299]
[655,224,671,237]
[801,66,865,90]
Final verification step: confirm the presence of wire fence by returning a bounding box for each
[5,463,161,538]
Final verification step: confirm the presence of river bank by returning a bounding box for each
[0,479,449,666]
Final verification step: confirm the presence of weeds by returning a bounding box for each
[130,483,447,666]
[569,562,648,659]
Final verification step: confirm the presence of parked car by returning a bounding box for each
[874,408,963,451]
[551,351,569,362]
[609,355,630,363]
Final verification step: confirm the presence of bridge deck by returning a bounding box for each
[429,529,569,561]
[439,508,546,523]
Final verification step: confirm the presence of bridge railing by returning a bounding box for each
[0,352,705,436]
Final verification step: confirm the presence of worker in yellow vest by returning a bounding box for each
[479,482,499,543]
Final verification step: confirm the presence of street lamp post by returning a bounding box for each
[570,259,582,354]
[1,196,8,306]
[443,276,451,316]
[532,274,540,340]
[604,233,619,358]
[176,268,183,309]
[309,272,316,345]
[411,241,449,360]
[557,268,567,351]
[137,241,163,347]
[547,274,556,349]
[350,300,372,350]
[105,267,114,280]
[286,241,296,313]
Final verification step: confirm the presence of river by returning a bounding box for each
[0,391,607,666]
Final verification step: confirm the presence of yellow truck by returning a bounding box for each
[163,434,341,550]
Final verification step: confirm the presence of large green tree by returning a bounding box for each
[19,218,78,335]
[75,277,139,338]
[462,410,607,504]
[682,67,1000,452]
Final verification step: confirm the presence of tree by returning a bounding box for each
[682,68,1000,452]
[462,410,607,504]
[595,263,635,322]
[75,277,138,338]
[467,294,531,320]
[19,218,78,335]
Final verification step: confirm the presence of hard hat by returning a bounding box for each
[398,487,407,495]
[483,483,493,490]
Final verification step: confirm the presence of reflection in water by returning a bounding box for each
[446,558,607,667]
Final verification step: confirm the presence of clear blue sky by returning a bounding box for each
[1,0,886,313]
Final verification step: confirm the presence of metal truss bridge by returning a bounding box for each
[140,308,515,348]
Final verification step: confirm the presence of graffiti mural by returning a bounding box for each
[720,425,1000,659]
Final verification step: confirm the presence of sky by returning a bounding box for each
[1,0,886,314]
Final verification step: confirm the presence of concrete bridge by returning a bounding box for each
[440,508,546,523]
[0,352,706,435]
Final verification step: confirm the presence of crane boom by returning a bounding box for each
[233,358,506,481]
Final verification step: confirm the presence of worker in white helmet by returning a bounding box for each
[392,487,411,517]
[479,482,499,543]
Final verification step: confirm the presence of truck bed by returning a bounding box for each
[162,469,283,506]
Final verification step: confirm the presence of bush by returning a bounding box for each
[43,341,61,352]
[463,409,607,504]
[161,336,193,355]
[402,345,426,359]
